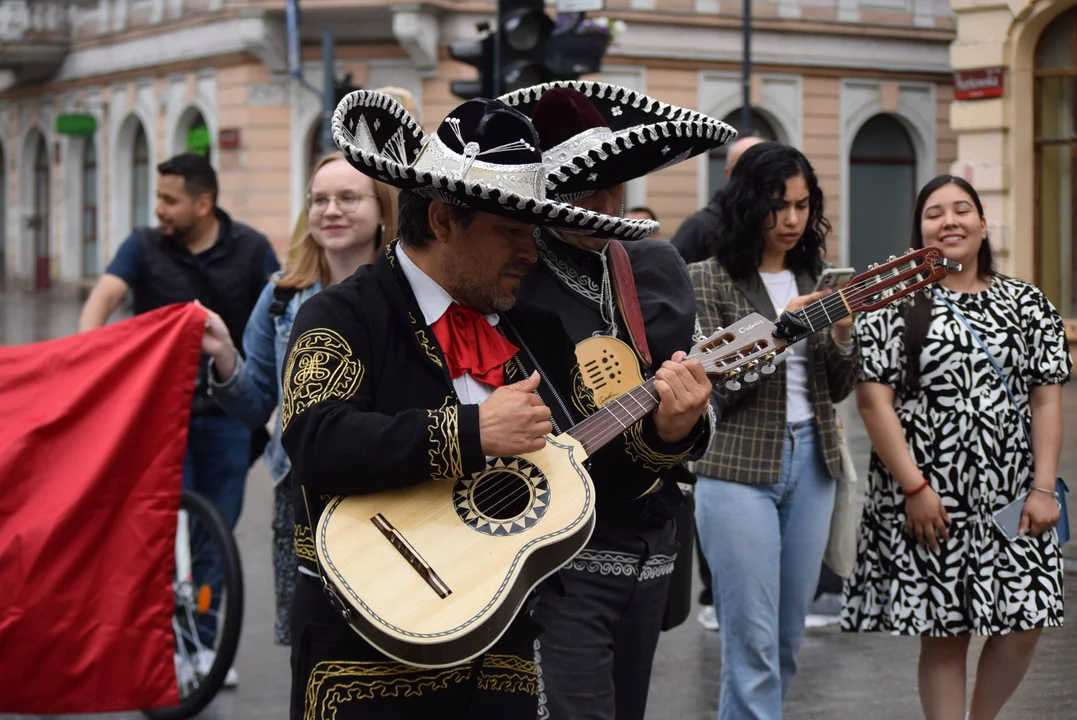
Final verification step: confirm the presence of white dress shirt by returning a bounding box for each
[396,245,501,404]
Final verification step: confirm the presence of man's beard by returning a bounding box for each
[451,260,531,314]
[161,223,194,244]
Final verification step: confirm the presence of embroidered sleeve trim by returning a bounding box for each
[281,328,365,432]
[293,523,317,563]
[427,399,463,480]
[624,422,689,472]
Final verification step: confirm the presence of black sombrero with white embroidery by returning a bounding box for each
[331,90,658,240]
[498,81,737,200]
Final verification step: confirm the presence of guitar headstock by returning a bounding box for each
[689,246,961,390]
[689,313,788,391]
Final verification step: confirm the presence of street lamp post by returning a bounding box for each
[741,0,751,134]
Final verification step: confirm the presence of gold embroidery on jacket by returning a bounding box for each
[294,523,316,563]
[410,313,444,369]
[427,397,462,481]
[281,329,364,432]
[477,654,538,695]
[624,422,688,472]
[304,661,470,719]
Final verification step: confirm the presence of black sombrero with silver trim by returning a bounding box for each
[331,90,658,240]
[498,81,737,200]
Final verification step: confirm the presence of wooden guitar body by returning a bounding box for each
[315,434,595,668]
[575,335,645,407]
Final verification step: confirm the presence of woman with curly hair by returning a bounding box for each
[688,141,860,720]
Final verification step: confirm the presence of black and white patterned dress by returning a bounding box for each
[841,276,1071,636]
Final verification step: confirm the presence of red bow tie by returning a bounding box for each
[430,303,519,388]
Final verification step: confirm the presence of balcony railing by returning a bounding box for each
[0,0,73,42]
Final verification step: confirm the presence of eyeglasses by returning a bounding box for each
[307,192,375,214]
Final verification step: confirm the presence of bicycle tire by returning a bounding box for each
[143,489,245,720]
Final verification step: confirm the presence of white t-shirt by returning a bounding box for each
[760,270,814,423]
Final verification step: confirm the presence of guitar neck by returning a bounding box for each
[565,378,660,456]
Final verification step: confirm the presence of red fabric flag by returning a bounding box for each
[0,302,206,713]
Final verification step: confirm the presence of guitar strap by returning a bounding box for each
[607,239,652,368]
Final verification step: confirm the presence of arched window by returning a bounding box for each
[32,134,50,290]
[848,114,917,274]
[1035,6,1077,317]
[708,108,779,198]
[82,142,98,277]
[132,123,150,228]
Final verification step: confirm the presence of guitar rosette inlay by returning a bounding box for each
[453,457,550,536]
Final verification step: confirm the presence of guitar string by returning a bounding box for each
[440,255,942,524]
[562,255,941,452]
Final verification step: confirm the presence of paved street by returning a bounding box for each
[3,289,1076,720]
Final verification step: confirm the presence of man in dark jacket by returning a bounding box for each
[497,82,734,720]
[671,135,766,265]
[78,153,278,686]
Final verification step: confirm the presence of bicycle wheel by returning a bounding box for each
[144,489,245,720]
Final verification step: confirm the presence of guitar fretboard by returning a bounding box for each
[566,379,661,456]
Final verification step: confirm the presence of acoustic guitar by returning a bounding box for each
[313,248,958,668]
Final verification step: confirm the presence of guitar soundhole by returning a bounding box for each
[453,457,551,537]
[474,472,530,519]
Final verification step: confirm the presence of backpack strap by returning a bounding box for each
[269,284,299,318]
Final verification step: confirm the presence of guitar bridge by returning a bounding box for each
[371,513,452,599]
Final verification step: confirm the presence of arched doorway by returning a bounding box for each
[848,114,917,274]
[708,108,779,197]
[132,123,150,229]
[82,141,98,277]
[29,133,50,290]
[1035,6,1077,317]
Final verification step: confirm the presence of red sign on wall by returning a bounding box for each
[954,67,1005,101]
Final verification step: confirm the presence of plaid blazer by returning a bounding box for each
[688,258,860,485]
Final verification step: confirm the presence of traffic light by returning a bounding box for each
[448,6,612,102]
[498,0,554,93]
[449,32,496,101]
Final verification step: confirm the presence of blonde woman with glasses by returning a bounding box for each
[200,150,397,652]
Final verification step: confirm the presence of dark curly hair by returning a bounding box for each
[900,174,995,396]
[708,142,829,280]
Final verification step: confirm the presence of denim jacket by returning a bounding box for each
[209,273,322,486]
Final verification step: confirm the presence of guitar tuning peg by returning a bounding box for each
[760,363,776,376]
[888,255,896,262]
[743,371,759,383]
[725,379,741,392]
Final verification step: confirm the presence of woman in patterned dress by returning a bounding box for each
[842,175,1070,720]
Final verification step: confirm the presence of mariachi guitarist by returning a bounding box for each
[280,92,712,719]
[498,83,736,719]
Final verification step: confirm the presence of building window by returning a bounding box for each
[708,108,778,198]
[82,142,98,277]
[1035,6,1077,317]
[32,134,50,290]
[848,114,917,273]
[132,123,150,229]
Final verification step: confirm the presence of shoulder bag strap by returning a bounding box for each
[932,289,1029,444]
[606,239,653,368]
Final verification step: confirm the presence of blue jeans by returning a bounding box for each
[181,414,250,647]
[695,422,836,720]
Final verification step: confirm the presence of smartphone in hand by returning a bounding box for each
[815,267,856,292]
[993,491,1029,539]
